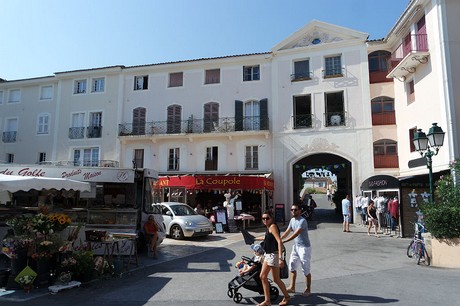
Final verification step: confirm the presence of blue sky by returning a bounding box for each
[1,0,409,81]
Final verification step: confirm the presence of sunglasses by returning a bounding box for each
[261,217,270,220]
[291,208,299,211]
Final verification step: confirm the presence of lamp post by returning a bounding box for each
[412,123,445,202]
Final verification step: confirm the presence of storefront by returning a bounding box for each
[154,174,274,224]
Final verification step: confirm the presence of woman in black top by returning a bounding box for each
[255,210,291,306]
[367,200,379,237]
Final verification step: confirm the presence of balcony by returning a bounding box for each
[40,160,119,167]
[87,126,102,138]
[387,34,429,81]
[322,68,344,79]
[69,127,85,139]
[374,155,399,168]
[292,114,314,129]
[291,72,312,82]
[324,112,347,127]
[372,111,396,125]
[118,116,269,137]
[2,131,17,143]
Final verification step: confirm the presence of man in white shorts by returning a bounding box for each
[281,203,312,296]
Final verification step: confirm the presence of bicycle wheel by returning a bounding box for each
[415,241,423,265]
[419,247,431,266]
[407,240,416,258]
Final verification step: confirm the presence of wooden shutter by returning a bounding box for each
[234,100,243,131]
[132,107,146,135]
[259,98,268,130]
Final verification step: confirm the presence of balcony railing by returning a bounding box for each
[87,126,102,138]
[40,160,119,167]
[322,68,344,79]
[292,114,314,129]
[291,72,312,82]
[118,116,269,137]
[374,155,399,168]
[387,34,429,80]
[371,112,396,125]
[324,112,347,127]
[69,127,85,139]
[2,131,17,143]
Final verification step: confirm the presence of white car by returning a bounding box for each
[153,202,213,239]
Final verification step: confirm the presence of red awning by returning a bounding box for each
[156,175,274,190]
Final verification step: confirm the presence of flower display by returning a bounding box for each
[48,213,72,232]
[1,237,34,259]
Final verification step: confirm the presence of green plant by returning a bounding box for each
[71,250,95,279]
[421,159,460,239]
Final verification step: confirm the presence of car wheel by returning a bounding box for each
[171,224,184,240]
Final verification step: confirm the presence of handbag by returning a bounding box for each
[280,258,289,279]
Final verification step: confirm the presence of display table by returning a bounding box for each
[234,214,255,229]
[87,238,122,273]
[111,233,138,271]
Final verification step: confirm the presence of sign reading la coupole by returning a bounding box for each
[156,175,274,190]
[0,165,134,183]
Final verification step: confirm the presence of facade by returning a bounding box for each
[1,1,459,226]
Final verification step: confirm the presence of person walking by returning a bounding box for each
[281,203,312,297]
[255,210,291,306]
[342,194,351,233]
[367,200,379,237]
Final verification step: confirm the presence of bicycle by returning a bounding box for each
[406,221,430,266]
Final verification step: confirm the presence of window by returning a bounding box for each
[245,146,259,170]
[368,51,390,72]
[8,89,20,103]
[92,78,105,93]
[169,72,183,87]
[74,80,87,94]
[325,91,345,126]
[0,91,3,104]
[292,60,310,81]
[205,69,220,84]
[39,152,46,163]
[132,107,146,135]
[203,102,219,133]
[69,113,85,139]
[409,127,417,152]
[205,146,218,171]
[293,95,312,129]
[407,80,415,103]
[3,118,18,143]
[324,55,343,78]
[134,75,148,90]
[168,148,180,171]
[40,85,53,100]
[37,113,50,134]
[244,100,260,130]
[73,148,99,166]
[134,149,144,168]
[371,96,395,125]
[6,154,14,163]
[243,65,260,81]
[87,112,102,138]
[374,139,397,155]
[167,104,182,133]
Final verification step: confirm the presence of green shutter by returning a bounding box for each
[260,98,268,130]
[235,100,243,131]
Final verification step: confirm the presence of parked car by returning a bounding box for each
[153,202,213,239]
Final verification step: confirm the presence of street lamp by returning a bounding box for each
[412,123,445,202]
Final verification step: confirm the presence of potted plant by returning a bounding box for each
[71,250,95,282]
[420,158,460,267]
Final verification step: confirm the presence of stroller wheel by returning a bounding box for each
[233,292,243,303]
[269,286,279,301]
[227,289,234,298]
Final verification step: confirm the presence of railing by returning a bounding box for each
[87,126,102,138]
[69,127,85,139]
[39,160,119,167]
[322,68,344,79]
[324,112,347,127]
[372,112,396,125]
[291,72,312,82]
[118,116,269,137]
[374,155,399,168]
[387,34,428,71]
[292,114,314,129]
[2,131,17,143]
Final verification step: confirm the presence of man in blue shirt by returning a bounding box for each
[342,194,351,232]
[281,203,312,297]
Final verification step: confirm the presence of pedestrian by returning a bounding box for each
[367,200,379,237]
[308,195,317,220]
[255,210,291,306]
[280,203,312,297]
[342,194,351,233]
[327,189,331,202]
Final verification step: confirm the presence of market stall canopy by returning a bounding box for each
[0,174,91,192]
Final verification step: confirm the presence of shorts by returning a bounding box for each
[288,244,311,276]
[343,214,350,222]
[264,253,280,267]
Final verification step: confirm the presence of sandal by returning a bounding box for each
[279,296,291,306]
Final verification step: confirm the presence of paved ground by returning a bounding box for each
[1,194,459,305]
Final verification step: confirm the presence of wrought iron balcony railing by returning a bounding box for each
[292,114,314,129]
[39,160,119,167]
[118,116,269,137]
[291,72,313,82]
[2,131,17,143]
[322,68,345,79]
[87,126,102,138]
[69,127,85,139]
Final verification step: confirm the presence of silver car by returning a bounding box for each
[154,202,213,239]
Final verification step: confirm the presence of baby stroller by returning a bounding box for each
[227,230,280,304]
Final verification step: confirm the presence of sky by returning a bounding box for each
[0,0,410,81]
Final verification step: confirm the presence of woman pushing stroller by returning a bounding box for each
[254,210,291,306]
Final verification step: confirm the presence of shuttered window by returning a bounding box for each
[167,105,182,133]
[132,107,146,135]
[205,69,220,84]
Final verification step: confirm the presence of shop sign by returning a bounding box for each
[361,175,400,190]
[156,175,274,190]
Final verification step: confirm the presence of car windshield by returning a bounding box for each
[170,204,196,216]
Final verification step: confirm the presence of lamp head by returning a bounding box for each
[413,129,428,152]
[427,123,445,148]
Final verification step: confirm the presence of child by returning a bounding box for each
[236,244,265,275]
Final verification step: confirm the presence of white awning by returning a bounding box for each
[0,174,91,192]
